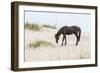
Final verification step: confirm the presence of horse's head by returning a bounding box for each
[55,34,59,44]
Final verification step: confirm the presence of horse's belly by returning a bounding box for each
[66,32,73,35]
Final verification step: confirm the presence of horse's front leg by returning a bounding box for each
[61,35,65,46]
[64,35,67,45]
[76,39,78,45]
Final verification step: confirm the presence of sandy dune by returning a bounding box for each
[25,28,91,62]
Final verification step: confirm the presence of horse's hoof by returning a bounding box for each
[61,44,63,46]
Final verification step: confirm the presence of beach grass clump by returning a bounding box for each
[29,40,55,48]
[42,24,56,29]
[25,22,40,31]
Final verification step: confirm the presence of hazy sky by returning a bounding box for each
[25,11,91,32]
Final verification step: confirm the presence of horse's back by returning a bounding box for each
[59,25,81,34]
[70,26,81,30]
[61,26,79,30]
[61,25,80,28]
[59,25,81,32]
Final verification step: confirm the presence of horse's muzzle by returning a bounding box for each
[56,40,58,44]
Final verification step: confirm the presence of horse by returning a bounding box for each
[55,26,81,46]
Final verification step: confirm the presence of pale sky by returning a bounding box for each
[25,11,91,32]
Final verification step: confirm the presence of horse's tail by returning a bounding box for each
[78,27,81,41]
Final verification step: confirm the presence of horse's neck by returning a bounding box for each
[57,30,61,37]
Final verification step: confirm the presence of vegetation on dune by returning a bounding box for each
[25,22,40,31]
[42,24,56,29]
[29,40,55,48]
[25,22,57,31]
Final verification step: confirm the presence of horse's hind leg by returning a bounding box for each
[74,33,78,45]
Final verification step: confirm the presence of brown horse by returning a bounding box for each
[55,26,81,46]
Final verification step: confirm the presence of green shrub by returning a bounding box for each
[29,40,55,48]
[42,24,56,29]
[25,22,40,31]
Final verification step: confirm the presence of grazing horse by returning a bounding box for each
[55,26,81,46]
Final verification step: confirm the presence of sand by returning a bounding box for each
[25,28,91,62]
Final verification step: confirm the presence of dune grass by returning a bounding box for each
[42,24,56,29]
[29,40,55,48]
[25,23,40,31]
[25,23,56,31]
